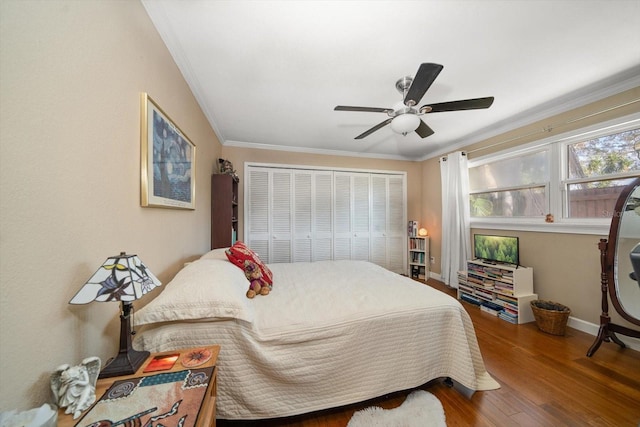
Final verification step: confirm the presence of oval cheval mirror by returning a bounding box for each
[588,176,640,357]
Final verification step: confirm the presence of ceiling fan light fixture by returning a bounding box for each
[391,113,420,135]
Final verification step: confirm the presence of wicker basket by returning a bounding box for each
[530,300,571,336]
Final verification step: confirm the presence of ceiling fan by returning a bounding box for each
[334,63,494,140]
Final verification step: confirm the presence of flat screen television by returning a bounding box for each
[473,234,519,266]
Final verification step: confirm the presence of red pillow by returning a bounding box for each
[225,241,273,285]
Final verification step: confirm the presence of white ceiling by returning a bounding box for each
[141,0,640,161]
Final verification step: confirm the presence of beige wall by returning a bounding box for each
[422,87,640,334]
[0,1,220,410]
[220,147,424,240]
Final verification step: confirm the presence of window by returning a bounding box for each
[468,114,640,234]
[469,150,549,218]
[564,128,640,218]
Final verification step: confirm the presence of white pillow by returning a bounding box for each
[200,247,230,261]
[135,259,252,325]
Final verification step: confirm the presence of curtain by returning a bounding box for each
[440,151,471,288]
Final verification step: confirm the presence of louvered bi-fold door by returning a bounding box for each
[371,174,406,274]
[334,172,370,261]
[246,167,292,263]
[271,171,292,263]
[246,168,270,262]
[387,175,406,273]
[371,174,388,269]
[312,172,333,261]
[293,171,312,262]
[292,170,333,262]
[247,168,333,264]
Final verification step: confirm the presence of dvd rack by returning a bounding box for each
[458,259,537,324]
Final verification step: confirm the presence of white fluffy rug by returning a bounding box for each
[347,390,446,427]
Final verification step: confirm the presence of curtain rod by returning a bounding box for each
[440,151,466,162]
[465,98,640,155]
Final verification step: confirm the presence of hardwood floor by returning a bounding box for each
[218,278,640,427]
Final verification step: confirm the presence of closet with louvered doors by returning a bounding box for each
[244,164,406,274]
[245,166,333,264]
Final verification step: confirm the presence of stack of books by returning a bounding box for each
[460,293,481,306]
[498,310,518,324]
[457,270,467,286]
[480,301,504,316]
[407,220,418,236]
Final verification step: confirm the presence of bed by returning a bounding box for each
[133,248,499,420]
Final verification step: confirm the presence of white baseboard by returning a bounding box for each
[568,316,640,352]
[429,271,442,282]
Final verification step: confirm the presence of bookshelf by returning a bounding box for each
[458,259,537,324]
[211,174,239,249]
[408,236,429,282]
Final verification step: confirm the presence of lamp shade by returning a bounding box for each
[70,252,161,305]
[390,113,420,135]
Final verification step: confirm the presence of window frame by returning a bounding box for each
[468,113,640,235]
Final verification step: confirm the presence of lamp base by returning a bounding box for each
[99,348,150,379]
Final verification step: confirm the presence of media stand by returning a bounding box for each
[459,260,536,324]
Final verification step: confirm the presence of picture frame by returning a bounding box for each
[140,93,196,209]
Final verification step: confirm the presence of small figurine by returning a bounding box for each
[545,213,554,223]
[50,357,101,419]
[218,158,238,181]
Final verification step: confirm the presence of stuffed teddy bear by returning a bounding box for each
[244,260,272,298]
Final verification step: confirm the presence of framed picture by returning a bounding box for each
[140,93,196,209]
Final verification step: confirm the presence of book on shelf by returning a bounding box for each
[411,252,426,264]
[461,293,482,306]
[467,276,484,286]
[409,238,426,250]
[499,311,518,323]
[457,272,468,288]
[407,220,418,237]
[494,284,514,295]
[480,305,500,316]
[459,284,475,294]
[480,301,504,316]
[503,306,519,316]
[475,288,494,299]
[496,294,518,308]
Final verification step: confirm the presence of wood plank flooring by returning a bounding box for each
[218,279,640,427]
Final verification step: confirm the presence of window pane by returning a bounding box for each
[567,178,637,218]
[568,128,640,179]
[469,150,548,191]
[470,187,547,217]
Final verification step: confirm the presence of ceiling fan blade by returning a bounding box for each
[423,96,495,113]
[404,63,444,107]
[415,120,434,138]
[335,106,393,113]
[354,118,393,139]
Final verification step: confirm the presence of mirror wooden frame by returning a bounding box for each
[587,176,640,357]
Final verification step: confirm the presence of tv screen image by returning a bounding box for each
[474,234,519,266]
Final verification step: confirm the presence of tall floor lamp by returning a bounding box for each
[70,252,162,378]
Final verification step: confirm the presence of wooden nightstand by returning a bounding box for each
[57,346,220,427]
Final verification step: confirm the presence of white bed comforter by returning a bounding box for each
[134,260,498,419]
